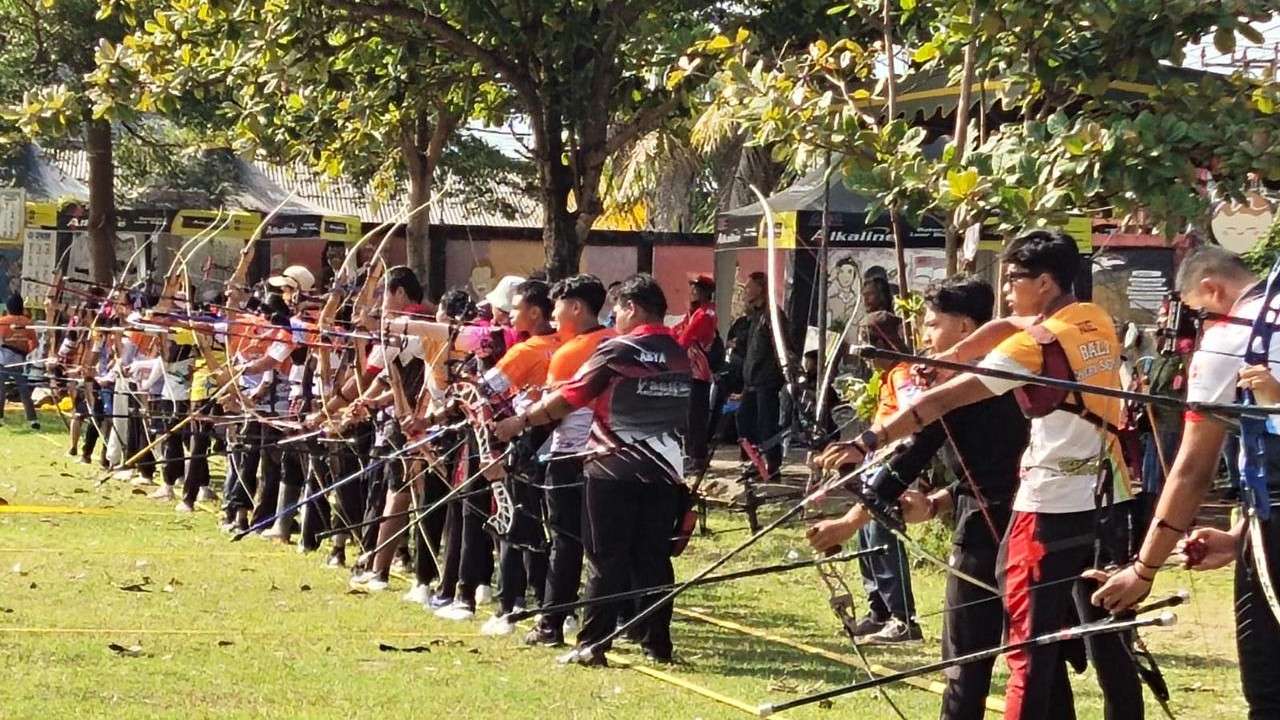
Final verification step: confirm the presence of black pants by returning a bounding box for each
[685,380,711,471]
[538,457,586,631]
[79,384,109,462]
[411,462,451,586]
[224,423,257,516]
[1237,515,1280,719]
[940,496,1012,720]
[576,476,680,658]
[497,468,549,614]
[247,422,283,524]
[181,402,214,505]
[737,385,783,474]
[157,400,189,487]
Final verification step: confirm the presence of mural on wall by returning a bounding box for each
[1091,247,1174,327]
[1211,191,1275,254]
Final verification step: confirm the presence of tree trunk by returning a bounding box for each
[882,0,909,305]
[541,157,581,281]
[946,3,981,275]
[400,108,459,295]
[85,117,116,285]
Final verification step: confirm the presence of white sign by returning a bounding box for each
[0,189,24,243]
[22,229,58,303]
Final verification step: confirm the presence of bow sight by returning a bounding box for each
[1155,291,1198,356]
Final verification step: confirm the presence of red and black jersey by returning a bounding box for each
[559,324,691,484]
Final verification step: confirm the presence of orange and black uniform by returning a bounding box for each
[534,325,614,638]
[558,324,691,660]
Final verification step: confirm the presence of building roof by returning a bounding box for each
[5,142,541,227]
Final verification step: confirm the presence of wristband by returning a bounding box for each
[1130,563,1157,583]
[1155,518,1188,535]
[1134,557,1161,573]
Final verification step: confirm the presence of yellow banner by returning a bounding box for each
[172,210,262,239]
[25,202,57,229]
[756,210,799,249]
[320,215,362,243]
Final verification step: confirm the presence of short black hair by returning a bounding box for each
[515,279,553,318]
[386,265,424,303]
[617,273,668,319]
[924,275,994,325]
[551,273,607,315]
[439,287,475,320]
[1176,245,1255,292]
[1002,229,1080,292]
[5,293,23,315]
[263,292,290,322]
[862,310,907,353]
[747,271,767,287]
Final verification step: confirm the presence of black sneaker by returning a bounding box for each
[851,614,888,638]
[523,624,564,647]
[863,618,923,645]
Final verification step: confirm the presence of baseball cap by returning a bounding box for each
[690,274,715,290]
[267,265,316,292]
[483,275,526,314]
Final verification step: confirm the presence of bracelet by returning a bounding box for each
[1155,518,1188,535]
[1134,557,1161,572]
[1130,563,1157,583]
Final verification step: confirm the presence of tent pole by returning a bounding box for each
[815,152,832,441]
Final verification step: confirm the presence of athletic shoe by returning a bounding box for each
[643,650,674,665]
[79,456,92,465]
[175,501,194,514]
[325,548,346,569]
[65,448,77,458]
[475,584,493,605]
[197,487,216,503]
[523,624,564,647]
[128,474,152,486]
[480,613,515,636]
[556,647,607,667]
[512,597,528,613]
[29,422,39,431]
[402,583,431,605]
[863,618,923,645]
[148,485,175,500]
[427,593,454,611]
[349,572,388,593]
[434,601,475,621]
[563,614,579,636]
[850,614,888,638]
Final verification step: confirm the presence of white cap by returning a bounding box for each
[483,275,525,313]
[267,265,316,292]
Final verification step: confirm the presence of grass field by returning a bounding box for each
[0,411,1248,719]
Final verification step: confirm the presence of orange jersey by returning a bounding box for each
[548,327,615,384]
[486,332,563,398]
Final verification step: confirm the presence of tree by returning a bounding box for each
[90,2,527,293]
[0,0,131,284]
[695,0,1280,272]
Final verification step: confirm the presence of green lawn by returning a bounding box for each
[0,411,1247,719]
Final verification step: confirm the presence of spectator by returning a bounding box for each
[736,271,790,476]
[0,293,38,428]
[674,275,718,474]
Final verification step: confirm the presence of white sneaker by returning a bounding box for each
[563,615,580,635]
[402,583,431,604]
[475,584,494,605]
[480,613,515,636]
[434,601,475,621]
[197,487,216,503]
[148,485,174,500]
[260,526,286,540]
[174,501,194,514]
[127,473,150,485]
[349,572,388,592]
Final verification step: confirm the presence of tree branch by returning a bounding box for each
[318,0,539,108]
